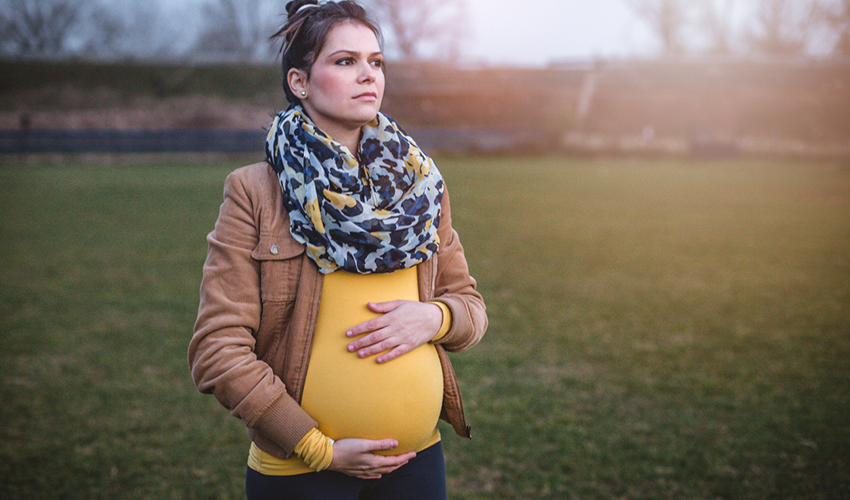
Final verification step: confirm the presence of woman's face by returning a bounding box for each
[291,22,385,142]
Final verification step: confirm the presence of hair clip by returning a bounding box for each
[296,3,319,15]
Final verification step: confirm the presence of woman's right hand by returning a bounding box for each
[327,438,416,479]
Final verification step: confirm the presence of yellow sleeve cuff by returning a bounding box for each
[429,301,452,342]
[293,427,334,472]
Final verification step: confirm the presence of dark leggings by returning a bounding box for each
[246,442,447,500]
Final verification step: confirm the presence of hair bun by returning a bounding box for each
[285,0,319,18]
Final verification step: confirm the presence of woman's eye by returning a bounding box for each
[336,57,353,65]
[370,59,383,68]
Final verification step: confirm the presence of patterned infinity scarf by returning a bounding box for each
[265,105,444,274]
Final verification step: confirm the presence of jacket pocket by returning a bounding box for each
[251,232,305,302]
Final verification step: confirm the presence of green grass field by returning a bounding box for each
[1,154,848,499]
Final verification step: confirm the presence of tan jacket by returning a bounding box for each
[189,162,487,459]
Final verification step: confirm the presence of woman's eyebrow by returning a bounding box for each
[326,49,383,57]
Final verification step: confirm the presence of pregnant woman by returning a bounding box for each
[187,1,487,499]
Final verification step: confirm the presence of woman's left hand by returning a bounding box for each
[345,301,443,364]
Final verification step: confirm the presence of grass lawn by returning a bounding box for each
[1,153,848,499]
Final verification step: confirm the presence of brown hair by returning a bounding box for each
[271,0,382,104]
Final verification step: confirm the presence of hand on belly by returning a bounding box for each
[344,300,444,364]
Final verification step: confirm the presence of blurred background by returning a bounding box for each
[1,0,848,157]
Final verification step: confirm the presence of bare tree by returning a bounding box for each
[746,0,820,55]
[0,0,84,57]
[818,0,850,56]
[696,0,739,54]
[81,6,125,57]
[79,1,192,60]
[193,0,281,62]
[364,0,467,61]
[625,0,693,56]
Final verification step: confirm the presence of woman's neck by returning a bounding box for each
[308,115,362,154]
[299,107,364,155]
[335,128,361,155]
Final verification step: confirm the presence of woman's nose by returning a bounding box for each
[359,62,377,82]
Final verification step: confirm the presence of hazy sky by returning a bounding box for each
[163,0,655,66]
[153,0,839,65]
[463,0,656,65]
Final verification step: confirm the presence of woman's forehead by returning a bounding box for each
[320,22,381,55]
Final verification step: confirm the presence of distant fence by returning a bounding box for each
[0,128,553,154]
[0,129,265,154]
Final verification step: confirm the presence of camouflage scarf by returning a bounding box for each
[265,104,443,274]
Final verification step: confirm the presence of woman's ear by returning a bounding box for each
[287,68,308,98]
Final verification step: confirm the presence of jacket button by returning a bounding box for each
[270,244,279,255]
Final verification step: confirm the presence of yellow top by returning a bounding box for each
[248,266,449,475]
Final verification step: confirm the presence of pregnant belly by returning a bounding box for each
[299,267,444,456]
[300,341,444,455]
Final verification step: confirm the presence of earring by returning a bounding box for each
[300,91,306,97]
